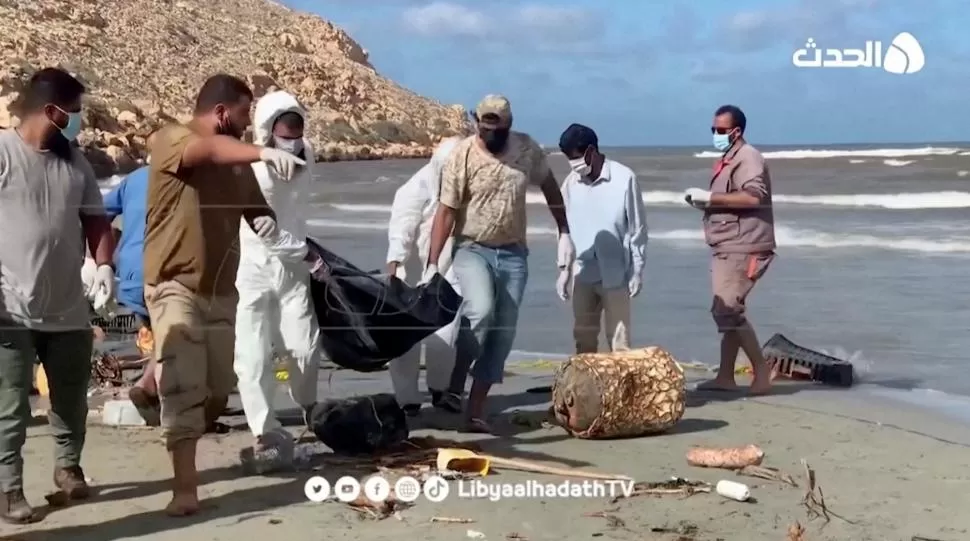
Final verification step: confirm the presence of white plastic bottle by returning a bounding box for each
[716,480,751,501]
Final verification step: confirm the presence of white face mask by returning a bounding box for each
[273,135,304,155]
[568,157,591,177]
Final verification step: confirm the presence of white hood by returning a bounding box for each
[253,90,313,156]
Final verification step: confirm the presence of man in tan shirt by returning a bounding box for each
[144,74,307,516]
[425,95,574,432]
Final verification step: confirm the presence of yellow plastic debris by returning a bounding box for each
[35,364,49,397]
[436,448,490,476]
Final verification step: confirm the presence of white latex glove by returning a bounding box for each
[628,273,642,298]
[557,233,576,268]
[259,147,305,181]
[91,264,116,313]
[556,268,571,301]
[684,188,712,208]
[419,264,439,286]
[252,216,278,239]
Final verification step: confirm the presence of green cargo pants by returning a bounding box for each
[0,323,92,492]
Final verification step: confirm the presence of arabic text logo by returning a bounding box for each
[791,32,923,74]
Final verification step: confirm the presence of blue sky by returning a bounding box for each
[282,0,968,147]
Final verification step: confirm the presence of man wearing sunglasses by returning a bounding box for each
[683,105,776,395]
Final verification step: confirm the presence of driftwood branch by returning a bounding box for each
[738,465,798,487]
[609,478,711,503]
[800,459,854,524]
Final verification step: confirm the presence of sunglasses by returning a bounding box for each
[710,126,736,135]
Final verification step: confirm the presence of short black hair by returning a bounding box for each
[715,105,746,133]
[20,68,85,113]
[558,123,598,154]
[275,111,304,130]
[194,74,253,114]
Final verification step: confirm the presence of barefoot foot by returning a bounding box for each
[165,492,200,517]
[748,378,772,396]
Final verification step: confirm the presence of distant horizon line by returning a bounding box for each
[536,140,970,150]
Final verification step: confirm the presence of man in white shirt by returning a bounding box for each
[385,137,466,416]
[557,124,648,353]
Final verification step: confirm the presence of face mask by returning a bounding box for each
[713,132,732,152]
[51,107,83,141]
[568,157,591,177]
[480,127,510,154]
[273,135,304,155]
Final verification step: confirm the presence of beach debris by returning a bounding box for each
[466,529,486,539]
[268,518,283,525]
[715,480,751,502]
[430,516,474,524]
[911,537,946,541]
[506,409,555,430]
[44,490,69,508]
[345,493,409,520]
[436,448,630,481]
[686,444,764,469]
[738,465,798,487]
[552,347,686,439]
[786,521,806,541]
[609,477,711,503]
[505,533,527,540]
[584,509,627,530]
[650,521,699,537]
[800,459,852,524]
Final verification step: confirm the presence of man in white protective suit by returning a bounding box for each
[233,90,322,459]
[385,137,467,416]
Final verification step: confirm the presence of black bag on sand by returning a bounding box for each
[307,237,462,372]
[308,394,409,455]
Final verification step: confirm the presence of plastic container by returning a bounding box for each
[715,480,751,502]
[101,399,148,427]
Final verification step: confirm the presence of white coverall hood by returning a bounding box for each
[234,90,320,439]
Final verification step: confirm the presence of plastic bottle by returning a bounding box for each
[715,480,751,501]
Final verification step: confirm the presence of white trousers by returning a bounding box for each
[234,264,320,437]
[388,317,459,405]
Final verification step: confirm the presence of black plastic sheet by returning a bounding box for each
[307,238,462,372]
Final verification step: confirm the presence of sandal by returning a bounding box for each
[431,391,462,414]
[463,417,492,434]
[402,404,422,417]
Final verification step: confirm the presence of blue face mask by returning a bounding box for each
[53,107,83,141]
[713,133,732,151]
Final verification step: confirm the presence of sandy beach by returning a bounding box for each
[6,361,969,541]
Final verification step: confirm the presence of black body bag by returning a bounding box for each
[307,394,408,455]
[307,237,462,372]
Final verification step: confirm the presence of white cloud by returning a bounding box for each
[401,2,489,38]
[400,2,599,44]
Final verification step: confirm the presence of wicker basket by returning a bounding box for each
[552,347,686,439]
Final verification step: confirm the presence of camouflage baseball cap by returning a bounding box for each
[475,94,512,127]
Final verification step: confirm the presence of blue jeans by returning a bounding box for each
[450,242,529,385]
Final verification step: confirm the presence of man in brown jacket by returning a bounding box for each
[684,105,776,395]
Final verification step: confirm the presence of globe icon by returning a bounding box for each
[394,476,422,502]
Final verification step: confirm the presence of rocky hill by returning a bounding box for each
[0,0,470,175]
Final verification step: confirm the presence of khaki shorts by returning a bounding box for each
[145,280,237,448]
[710,252,774,332]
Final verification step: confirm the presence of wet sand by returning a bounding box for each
[8,364,970,541]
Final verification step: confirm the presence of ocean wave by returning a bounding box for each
[327,190,970,212]
[694,146,964,159]
[305,219,970,255]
